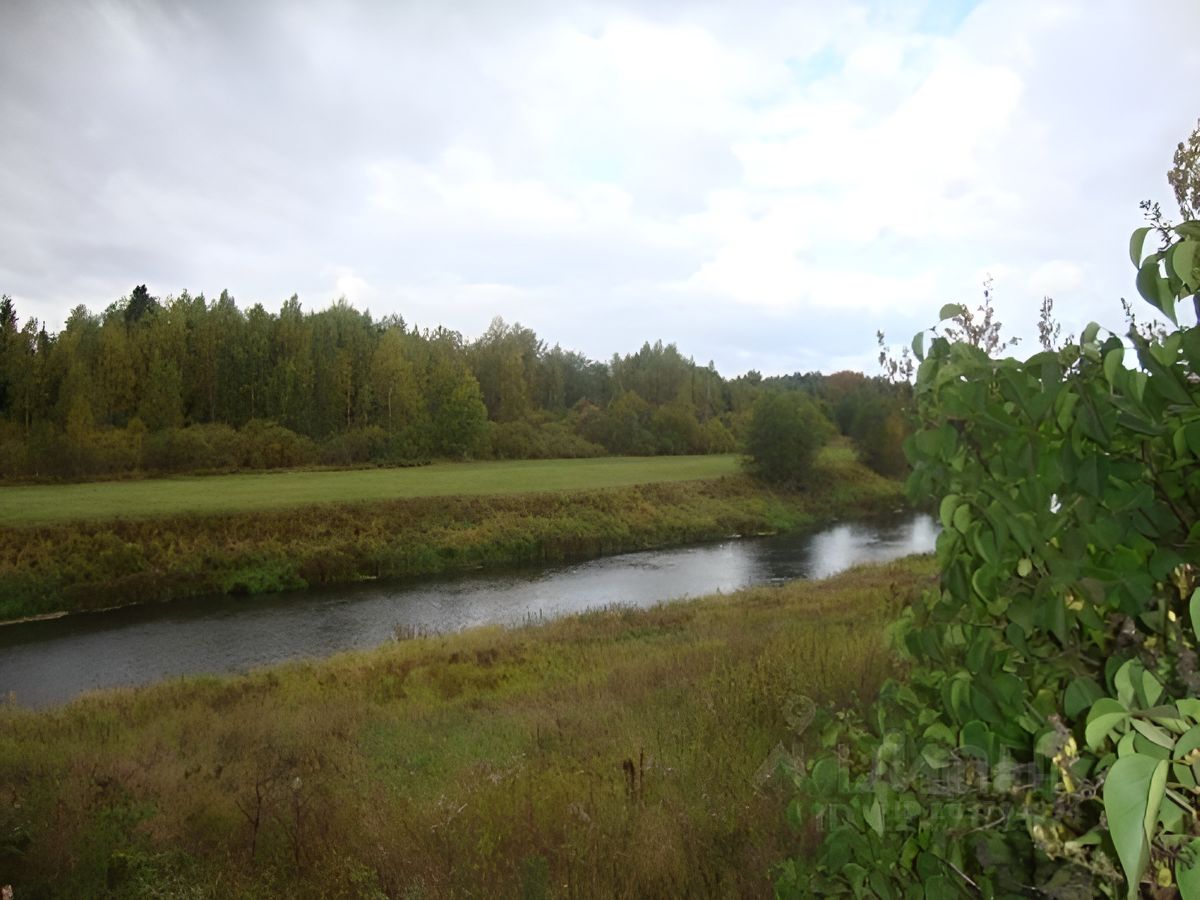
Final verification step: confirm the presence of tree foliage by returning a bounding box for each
[743,391,831,487]
[1169,118,1200,223]
[779,217,1200,894]
[0,289,907,478]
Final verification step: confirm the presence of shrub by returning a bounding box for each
[699,418,736,454]
[144,424,241,473]
[237,420,318,470]
[488,419,605,460]
[781,218,1200,895]
[317,426,389,466]
[742,392,832,487]
[537,420,604,458]
[649,402,703,455]
[488,420,541,459]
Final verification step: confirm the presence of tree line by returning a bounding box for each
[0,287,908,480]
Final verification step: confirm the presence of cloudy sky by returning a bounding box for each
[1,0,1197,376]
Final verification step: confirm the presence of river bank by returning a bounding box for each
[0,448,904,621]
[0,555,932,898]
[0,513,935,708]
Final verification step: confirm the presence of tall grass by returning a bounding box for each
[0,557,932,898]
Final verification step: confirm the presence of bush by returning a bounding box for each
[742,392,832,486]
[144,424,241,473]
[488,419,605,460]
[844,395,909,478]
[317,426,390,466]
[537,420,604,458]
[592,391,657,455]
[782,216,1200,895]
[649,402,703,454]
[88,426,142,475]
[699,417,736,454]
[488,420,540,459]
[236,420,318,470]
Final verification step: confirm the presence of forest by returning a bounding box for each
[0,288,908,479]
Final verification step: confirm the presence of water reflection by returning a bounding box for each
[0,513,935,708]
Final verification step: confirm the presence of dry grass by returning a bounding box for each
[0,556,932,898]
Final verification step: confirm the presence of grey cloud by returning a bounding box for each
[2,0,1199,378]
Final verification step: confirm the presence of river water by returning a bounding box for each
[0,513,936,709]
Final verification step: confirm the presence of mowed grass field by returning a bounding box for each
[0,454,740,526]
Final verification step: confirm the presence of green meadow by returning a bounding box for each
[0,455,740,526]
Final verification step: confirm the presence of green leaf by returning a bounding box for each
[1192,588,1200,644]
[1115,661,1138,708]
[921,744,952,770]
[1140,670,1164,708]
[960,720,995,764]
[1082,321,1101,345]
[1146,760,1169,857]
[1171,239,1199,288]
[1181,699,1200,724]
[1173,725,1200,789]
[1103,753,1168,899]
[952,503,971,534]
[1128,370,1148,404]
[1130,226,1152,267]
[1177,426,1192,459]
[923,722,956,744]
[912,330,925,361]
[938,494,960,530]
[1118,731,1138,758]
[1104,347,1124,387]
[923,875,959,900]
[1064,677,1104,719]
[863,798,884,837]
[949,678,971,723]
[1186,422,1200,457]
[1017,557,1032,577]
[938,303,966,321]
[1035,728,1063,757]
[1086,697,1129,749]
[810,756,841,795]
[1178,838,1200,900]
[1177,725,1200,758]
[1137,257,1178,324]
[1130,717,1175,750]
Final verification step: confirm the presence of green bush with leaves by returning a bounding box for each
[778,221,1200,897]
[743,391,832,487]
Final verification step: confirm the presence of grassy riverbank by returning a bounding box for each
[0,447,904,621]
[0,556,932,898]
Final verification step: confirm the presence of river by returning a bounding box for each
[0,512,936,708]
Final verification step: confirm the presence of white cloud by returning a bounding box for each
[330,268,379,308]
[1,0,1199,375]
[1027,260,1084,296]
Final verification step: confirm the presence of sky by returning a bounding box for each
[1,0,1198,377]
